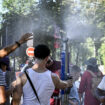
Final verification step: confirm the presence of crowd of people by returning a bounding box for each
[0,33,105,105]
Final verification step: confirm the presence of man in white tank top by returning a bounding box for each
[12,44,73,105]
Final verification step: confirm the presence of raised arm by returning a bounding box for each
[0,33,33,58]
[52,73,73,89]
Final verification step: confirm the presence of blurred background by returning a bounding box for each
[0,0,105,74]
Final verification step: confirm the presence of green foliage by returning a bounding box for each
[3,0,37,15]
[1,0,105,67]
[99,43,105,66]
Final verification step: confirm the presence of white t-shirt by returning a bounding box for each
[98,76,105,91]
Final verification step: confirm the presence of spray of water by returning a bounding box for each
[64,1,103,41]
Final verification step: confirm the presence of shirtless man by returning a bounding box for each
[12,44,73,105]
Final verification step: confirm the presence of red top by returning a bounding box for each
[79,71,100,105]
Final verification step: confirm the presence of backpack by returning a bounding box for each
[87,70,103,97]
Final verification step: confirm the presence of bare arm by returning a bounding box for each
[6,86,14,98]
[52,73,73,89]
[12,77,23,105]
[0,86,6,105]
[12,73,27,105]
[0,33,33,58]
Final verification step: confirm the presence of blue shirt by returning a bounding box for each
[69,83,80,105]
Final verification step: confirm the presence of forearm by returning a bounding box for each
[12,99,20,105]
[0,86,6,105]
[0,43,19,58]
[0,33,32,58]
[58,81,70,89]
[57,80,73,90]
[6,89,12,97]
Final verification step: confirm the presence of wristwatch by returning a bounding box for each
[15,41,21,47]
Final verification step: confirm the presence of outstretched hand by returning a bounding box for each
[18,33,33,44]
[67,79,73,87]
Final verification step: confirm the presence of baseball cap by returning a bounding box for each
[84,57,97,67]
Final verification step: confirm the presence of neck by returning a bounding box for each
[32,59,47,72]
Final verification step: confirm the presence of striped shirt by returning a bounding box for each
[0,69,6,86]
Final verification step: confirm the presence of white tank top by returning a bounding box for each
[22,68,55,105]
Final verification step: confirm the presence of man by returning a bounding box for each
[0,33,33,105]
[12,44,73,105]
[79,57,101,105]
[96,76,105,105]
[68,65,81,105]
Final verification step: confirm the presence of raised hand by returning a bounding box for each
[18,33,33,45]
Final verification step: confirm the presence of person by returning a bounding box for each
[96,76,105,105]
[12,44,73,105]
[68,65,81,105]
[0,33,33,105]
[79,57,101,105]
[46,58,61,105]
[0,56,16,105]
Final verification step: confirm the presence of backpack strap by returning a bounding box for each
[24,70,41,104]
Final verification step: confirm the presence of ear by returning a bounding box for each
[44,56,49,62]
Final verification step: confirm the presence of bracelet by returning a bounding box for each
[15,41,21,47]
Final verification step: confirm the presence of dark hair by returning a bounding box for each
[71,65,81,72]
[0,56,11,71]
[87,65,99,72]
[34,44,50,59]
[0,62,7,69]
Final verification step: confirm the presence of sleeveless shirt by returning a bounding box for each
[22,68,55,105]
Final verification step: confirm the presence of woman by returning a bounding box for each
[0,56,16,105]
[79,57,101,105]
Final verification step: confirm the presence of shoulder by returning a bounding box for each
[15,72,27,87]
[51,72,59,80]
